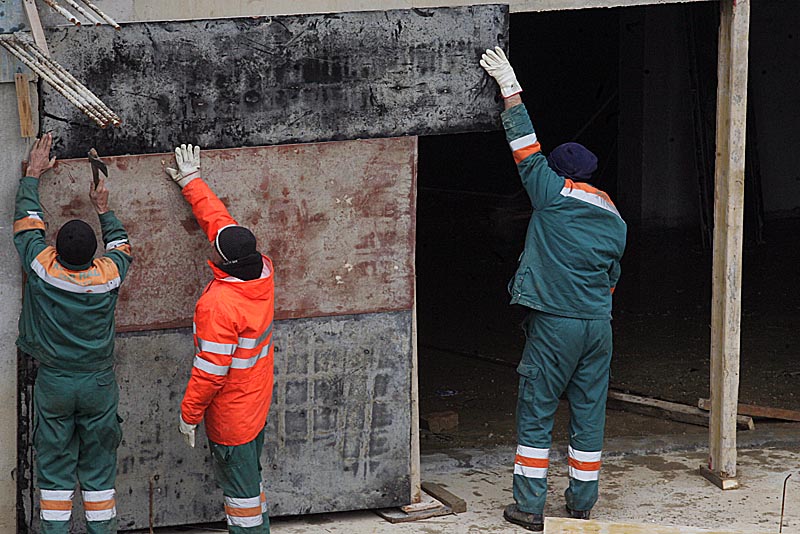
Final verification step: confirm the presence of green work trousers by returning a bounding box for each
[210,428,270,533]
[513,311,612,515]
[34,365,122,534]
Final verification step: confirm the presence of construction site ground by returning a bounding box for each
[152,426,799,533]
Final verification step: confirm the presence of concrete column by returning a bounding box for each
[0,81,37,533]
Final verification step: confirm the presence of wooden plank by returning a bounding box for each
[698,398,800,422]
[376,493,450,523]
[409,280,421,504]
[544,517,750,533]
[708,0,750,482]
[40,138,416,331]
[421,482,467,514]
[607,391,754,431]
[21,0,50,56]
[14,74,35,138]
[41,6,507,158]
[699,466,741,491]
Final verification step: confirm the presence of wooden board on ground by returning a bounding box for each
[376,492,451,523]
[42,6,507,158]
[40,138,417,330]
[607,391,754,431]
[421,481,467,514]
[544,517,752,533]
[698,398,800,422]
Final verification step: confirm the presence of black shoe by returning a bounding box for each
[503,504,544,532]
[566,505,591,520]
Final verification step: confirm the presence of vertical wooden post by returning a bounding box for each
[15,74,36,138]
[703,0,750,491]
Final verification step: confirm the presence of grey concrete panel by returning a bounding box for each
[18,311,413,531]
[0,83,39,532]
[41,6,508,159]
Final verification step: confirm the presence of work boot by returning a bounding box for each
[566,505,591,520]
[503,503,544,532]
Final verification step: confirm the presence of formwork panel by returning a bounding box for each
[18,311,413,531]
[41,5,508,159]
[39,137,417,330]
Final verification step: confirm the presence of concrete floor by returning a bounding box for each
[151,427,799,534]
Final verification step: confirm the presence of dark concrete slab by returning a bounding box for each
[42,6,508,159]
[18,311,413,531]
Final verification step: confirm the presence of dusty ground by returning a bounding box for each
[151,434,800,533]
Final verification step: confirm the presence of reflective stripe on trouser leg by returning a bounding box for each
[225,495,264,528]
[40,489,74,522]
[514,312,585,515]
[210,428,269,533]
[83,489,117,522]
[563,318,612,512]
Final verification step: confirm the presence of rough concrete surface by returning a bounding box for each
[35,0,714,24]
[18,311,413,531]
[42,6,507,159]
[149,438,796,533]
[40,137,417,330]
[0,82,38,534]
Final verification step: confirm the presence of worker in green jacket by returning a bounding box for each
[480,48,627,531]
[14,133,133,534]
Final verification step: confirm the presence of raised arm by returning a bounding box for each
[480,48,564,211]
[166,143,237,242]
[13,134,56,272]
[90,175,133,281]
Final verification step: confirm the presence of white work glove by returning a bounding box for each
[179,416,197,448]
[480,47,522,98]
[165,143,201,188]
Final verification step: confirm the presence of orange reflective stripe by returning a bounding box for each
[260,492,266,503]
[610,287,616,295]
[568,458,602,471]
[563,179,616,206]
[225,505,263,517]
[515,454,549,469]
[40,500,72,511]
[84,499,115,511]
[513,143,542,164]
[14,217,46,233]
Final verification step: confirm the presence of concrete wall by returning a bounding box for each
[0,83,37,534]
[34,0,713,24]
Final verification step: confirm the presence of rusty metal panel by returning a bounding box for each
[39,137,417,330]
[19,311,413,530]
[41,5,508,159]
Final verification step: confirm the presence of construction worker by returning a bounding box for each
[480,48,627,531]
[166,144,275,534]
[14,133,133,534]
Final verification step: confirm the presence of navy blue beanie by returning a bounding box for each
[547,142,598,182]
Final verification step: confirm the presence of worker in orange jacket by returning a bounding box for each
[166,144,275,533]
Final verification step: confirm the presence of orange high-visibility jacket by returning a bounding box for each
[179,177,275,446]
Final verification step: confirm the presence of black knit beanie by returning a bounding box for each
[215,226,263,281]
[56,219,97,268]
[547,142,598,182]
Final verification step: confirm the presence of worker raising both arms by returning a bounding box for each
[14,133,133,534]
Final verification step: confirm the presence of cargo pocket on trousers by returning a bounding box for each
[517,362,540,404]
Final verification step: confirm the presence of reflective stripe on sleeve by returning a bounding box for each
[237,324,273,350]
[509,133,538,152]
[193,355,230,376]
[196,337,238,355]
[231,341,272,370]
[82,489,116,522]
[105,239,129,250]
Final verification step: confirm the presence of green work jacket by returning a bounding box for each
[502,104,627,320]
[13,176,133,372]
